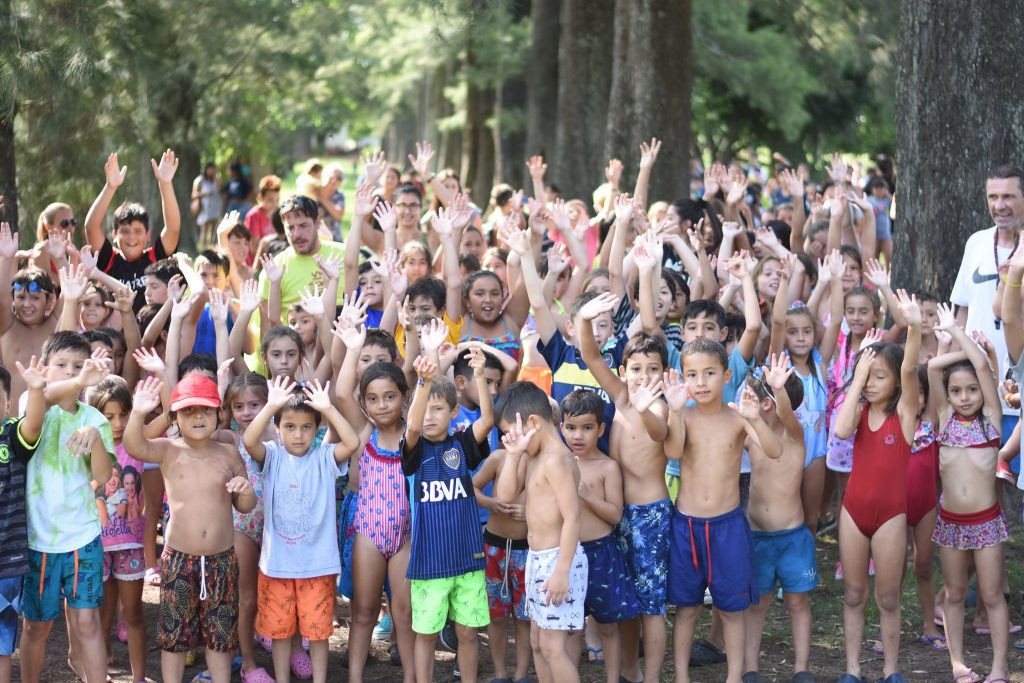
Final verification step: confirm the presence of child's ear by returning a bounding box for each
[617,365,625,378]
[45,292,58,316]
[597,423,606,438]
[564,317,576,340]
[723,367,733,384]
[454,374,467,390]
[719,326,729,343]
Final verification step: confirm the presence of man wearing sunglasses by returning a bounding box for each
[83,150,181,313]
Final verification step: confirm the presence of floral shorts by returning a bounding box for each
[104,547,146,582]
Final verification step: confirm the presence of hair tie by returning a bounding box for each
[789,300,807,310]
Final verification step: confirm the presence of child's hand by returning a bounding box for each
[633,241,657,272]
[373,201,397,234]
[151,149,179,183]
[333,317,367,351]
[934,301,957,332]
[339,290,369,327]
[106,286,137,314]
[238,279,260,314]
[500,412,537,458]
[541,570,569,607]
[166,273,185,303]
[133,348,166,376]
[628,374,664,413]
[762,353,795,391]
[826,153,848,185]
[299,285,325,318]
[754,225,780,253]
[863,258,890,288]
[824,249,845,282]
[500,220,531,256]
[66,426,100,457]
[371,248,400,279]
[526,155,547,181]
[413,355,438,382]
[225,476,252,496]
[858,328,884,350]
[852,346,877,386]
[208,289,229,323]
[638,137,661,169]
[430,207,455,238]
[720,221,742,241]
[260,254,284,283]
[216,211,241,238]
[58,264,89,301]
[79,356,111,387]
[314,254,342,282]
[171,292,200,321]
[546,243,570,276]
[613,192,633,224]
[971,329,995,355]
[16,355,47,390]
[578,292,618,322]
[724,252,747,280]
[0,223,17,261]
[133,376,164,414]
[266,375,298,410]
[104,152,127,189]
[894,289,921,328]
[728,385,762,421]
[687,218,706,253]
[450,192,474,232]
[46,228,69,261]
[419,318,448,354]
[302,379,334,413]
[77,244,98,277]
[353,182,379,217]
[466,345,487,377]
[662,369,690,411]
[217,358,233,388]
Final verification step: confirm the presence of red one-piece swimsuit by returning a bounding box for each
[843,408,912,537]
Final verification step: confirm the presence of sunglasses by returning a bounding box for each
[13,281,50,294]
[59,218,78,229]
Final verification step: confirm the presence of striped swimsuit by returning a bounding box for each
[354,429,411,559]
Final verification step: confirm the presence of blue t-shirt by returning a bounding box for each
[193,305,234,357]
[402,429,489,580]
[365,307,384,330]
[538,330,625,455]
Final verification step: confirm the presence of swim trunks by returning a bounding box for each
[484,529,528,620]
[668,507,758,613]
[525,544,588,631]
[256,572,335,640]
[336,487,358,599]
[581,533,640,624]
[156,546,238,653]
[0,576,22,656]
[22,535,104,621]
[751,525,819,595]
[617,498,671,615]
[411,570,489,635]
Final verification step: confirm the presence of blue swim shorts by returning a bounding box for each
[668,507,758,613]
[337,488,358,599]
[752,525,819,595]
[0,575,23,655]
[617,499,671,615]
[22,536,104,621]
[581,534,640,624]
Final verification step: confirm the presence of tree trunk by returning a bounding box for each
[554,0,614,202]
[604,0,692,203]
[894,0,1024,295]
[525,0,561,180]
[501,77,527,186]
[0,109,17,237]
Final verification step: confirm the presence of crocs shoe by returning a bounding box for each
[117,620,128,643]
[144,566,161,586]
[255,633,273,652]
[240,666,276,683]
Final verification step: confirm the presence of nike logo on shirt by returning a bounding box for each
[973,267,999,284]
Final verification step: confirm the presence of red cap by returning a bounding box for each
[169,375,221,412]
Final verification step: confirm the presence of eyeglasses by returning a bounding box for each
[394,203,421,210]
[13,281,49,294]
[59,218,78,229]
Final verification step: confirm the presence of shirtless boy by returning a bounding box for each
[578,291,670,683]
[124,374,255,683]
[494,382,586,683]
[664,337,781,683]
[742,354,817,683]
[560,389,640,683]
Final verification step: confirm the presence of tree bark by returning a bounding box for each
[525,0,561,184]
[0,109,17,236]
[894,0,1024,295]
[603,0,691,203]
[553,0,614,202]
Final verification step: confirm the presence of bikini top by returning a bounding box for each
[936,413,1000,450]
[912,420,936,454]
[462,316,521,362]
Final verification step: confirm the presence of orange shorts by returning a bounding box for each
[255,572,336,640]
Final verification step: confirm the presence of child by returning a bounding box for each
[832,290,921,683]
[242,376,360,683]
[124,374,256,683]
[403,350,494,683]
[664,338,780,683]
[0,362,45,683]
[19,332,115,683]
[578,292,671,683]
[86,376,153,683]
[494,382,586,683]
[741,355,817,683]
[561,389,640,683]
[928,303,1009,683]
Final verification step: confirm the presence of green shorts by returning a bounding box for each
[410,570,489,634]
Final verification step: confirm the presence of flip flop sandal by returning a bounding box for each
[689,638,727,666]
[870,640,884,654]
[240,666,276,683]
[290,650,313,680]
[920,634,948,651]
[974,623,1022,634]
[190,673,212,683]
[586,645,604,664]
[953,670,982,683]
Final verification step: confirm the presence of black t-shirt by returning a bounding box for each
[97,238,169,313]
[0,417,39,578]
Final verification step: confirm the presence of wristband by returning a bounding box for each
[1008,280,1023,288]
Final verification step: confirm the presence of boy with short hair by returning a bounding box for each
[663,337,782,683]
[393,276,462,354]
[402,349,494,683]
[494,381,586,683]
[561,389,639,683]
[18,332,116,683]
[578,292,671,683]
[0,362,46,683]
[741,354,816,683]
[124,374,256,683]
[143,258,184,306]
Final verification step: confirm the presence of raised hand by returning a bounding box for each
[133,376,164,414]
[302,379,334,413]
[858,327,884,350]
[267,375,298,410]
[605,159,623,188]
[662,369,690,411]
[430,207,455,237]
[225,476,253,497]
[703,163,724,198]
[449,192,474,232]
[371,248,400,278]
[0,222,18,260]
[216,210,242,238]
[578,292,618,321]
[363,151,387,186]
[208,288,229,323]
[628,375,664,413]
[824,249,845,281]
[826,153,848,185]
[894,289,922,328]
[633,240,657,272]
[779,167,804,198]
[846,189,872,212]
[298,285,325,317]
[466,345,487,376]
[46,229,69,261]
[863,258,890,288]
[58,264,89,301]
[332,318,366,350]
[408,141,435,178]
[260,254,283,283]
[413,355,438,382]
[613,192,633,223]
[133,347,166,376]
[500,219,531,256]
[729,385,762,420]
[526,155,547,182]
[500,412,537,458]
[104,153,127,189]
[546,242,570,275]
[547,198,572,233]
[79,357,111,388]
[852,346,877,385]
[238,279,260,314]
[720,220,742,241]
[77,244,98,276]
[16,355,47,390]
[419,318,449,354]
[66,426,101,458]
[638,137,662,169]
[151,149,179,183]
[971,329,996,356]
[339,290,369,326]
[726,175,749,206]
[934,302,957,332]
[171,292,200,321]
[353,182,379,217]
[762,353,795,391]
[106,286,137,314]
[167,273,185,303]
[754,225,780,252]
[373,201,397,234]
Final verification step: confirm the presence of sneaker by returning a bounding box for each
[373,615,393,640]
[452,659,460,679]
[703,588,713,606]
[835,561,843,581]
[439,620,457,652]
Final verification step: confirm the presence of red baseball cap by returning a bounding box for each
[169,375,221,412]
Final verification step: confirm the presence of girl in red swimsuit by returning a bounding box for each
[832,290,921,683]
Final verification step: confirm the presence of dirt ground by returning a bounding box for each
[12,519,1024,682]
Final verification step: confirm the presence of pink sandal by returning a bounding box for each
[254,633,273,652]
[240,666,276,683]
[143,566,161,586]
[290,650,313,680]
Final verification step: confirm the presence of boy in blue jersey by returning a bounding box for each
[402,349,493,683]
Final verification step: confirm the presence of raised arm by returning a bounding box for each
[332,320,369,433]
[15,356,48,443]
[731,251,763,362]
[834,347,872,440]
[526,155,548,205]
[732,385,782,459]
[578,292,628,402]
[893,290,921,436]
[409,142,455,208]
[345,184,378,293]
[632,138,661,209]
[781,168,807,253]
[302,379,360,464]
[1002,243,1024,363]
[57,264,88,332]
[818,250,847,362]
[432,204,464,322]
[125,377,168,464]
[763,353,803,441]
[495,415,533,503]
[151,149,181,255]
[0,224,18,335]
[84,153,127,253]
[243,375,296,465]
[260,254,284,329]
[404,356,437,452]
[933,302,1001,421]
[607,194,633,298]
[229,279,260,376]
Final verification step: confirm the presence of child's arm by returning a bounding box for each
[465,347,495,443]
[83,154,126,253]
[763,353,804,442]
[302,379,360,464]
[243,375,296,465]
[663,369,689,460]
[403,356,438,453]
[999,420,1021,464]
[730,251,763,363]
[344,185,377,294]
[732,385,782,459]
[818,250,847,363]
[152,150,181,255]
[43,355,109,406]
[109,286,142,387]
[526,155,548,205]
[208,289,231,374]
[262,254,284,329]
[228,279,260,376]
[632,138,661,210]
[768,255,796,356]
[67,425,112,488]
[628,375,669,442]
[497,220,532,330]
[634,234,661,337]
[834,347,873,440]
[125,377,168,464]
[57,264,88,332]
[494,416,532,503]
[544,450,581,606]
[779,168,806,252]
[582,461,624,527]
[607,194,633,299]
[472,454,504,513]
[15,356,48,443]
[435,207,464,323]
[164,292,200,387]
[507,224,557,344]
[226,466,257,514]
[577,292,628,403]
[1002,243,1024,364]
[314,255,342,356]
[893,290,922,435]
[933,302,1001,422]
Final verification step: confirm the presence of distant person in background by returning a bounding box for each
[244,175,282,265]
[321,163,346,241]
[866,176,893,263]
[192,162,223,247]
[223,161,254,216]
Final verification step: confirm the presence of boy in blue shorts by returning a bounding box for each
[402,351,493,683]
[561,389,639,683]
[742,355,817,683]
[19,332,115,683]
[663,338,781,683]
[0,362,46,683]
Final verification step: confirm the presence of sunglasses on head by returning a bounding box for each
[13,281,49,294]
[59,218,78,229]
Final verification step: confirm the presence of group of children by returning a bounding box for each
[0,142,1018,683]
